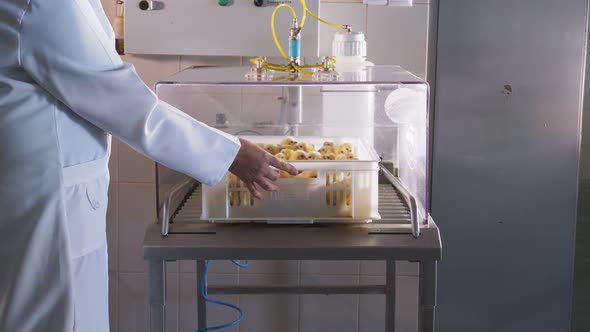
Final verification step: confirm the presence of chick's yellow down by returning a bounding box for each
[289,150,308,161]
[318,146,334,155]
[281,137,297,146]
[338,143,352,152]
[335,146,349,155]
[323,153,336,160]
[296,142,315,152]
[346,152,358,160]
[307,151,323,160]
[322,141,335,149]
[264,144,281,155]
[280,149,293,159]
[296,170,317,178]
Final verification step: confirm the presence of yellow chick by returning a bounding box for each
[336,154,348,160]
[295,142,315,152]
[281,137,298,146]
[346,152,358,160]
[307,151,323,160]
[279,149,293,159]
[318,145,334,155]
[338,143,352,152]
[275,152,286,160]
[264,144,281,155]
[289,150,308,161]
[322,141,335,149]
[335,146,349,155]
[296,170,317,178]
[323,153,336,160]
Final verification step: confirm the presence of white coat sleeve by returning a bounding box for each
[19,0,240,186]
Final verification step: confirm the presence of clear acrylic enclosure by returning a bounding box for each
[154,65,430,222]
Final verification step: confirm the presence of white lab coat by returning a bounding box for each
[0,1,240,331]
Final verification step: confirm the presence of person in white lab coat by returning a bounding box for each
[0,0,297,331]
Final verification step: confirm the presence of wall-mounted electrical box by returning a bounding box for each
[125,0,319,56]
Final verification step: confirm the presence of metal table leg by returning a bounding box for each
[149,260,166,332]
[418,261,437,332]
[385,260,396,332]
[196,260,207,330]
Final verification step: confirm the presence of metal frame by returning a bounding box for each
[146,169,441,332]
[147,255,437,332]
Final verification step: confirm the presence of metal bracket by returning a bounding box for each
[380,163,420,237]
[160,178,196,236]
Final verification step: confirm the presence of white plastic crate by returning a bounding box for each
[201,136,381,223]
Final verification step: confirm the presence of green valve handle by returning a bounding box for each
[218,0,229,6]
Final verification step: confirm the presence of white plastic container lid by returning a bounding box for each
[332,31,367,57]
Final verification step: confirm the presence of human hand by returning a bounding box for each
[229,138,298,199]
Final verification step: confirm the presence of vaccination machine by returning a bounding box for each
[143,2,441,331]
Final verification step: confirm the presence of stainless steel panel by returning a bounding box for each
[431,1,587,331]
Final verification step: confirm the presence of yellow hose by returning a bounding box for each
[299,0,307,28]
[271,4,296,63]
[252,2,345,78]
[305,7,348,29]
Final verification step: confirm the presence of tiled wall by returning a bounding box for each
[100,1,429,331]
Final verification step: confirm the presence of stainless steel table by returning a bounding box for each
[143,183,442,332]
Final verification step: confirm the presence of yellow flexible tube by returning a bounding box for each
[271,4,296,63]
[306,8,347,29]
[299,0,307,28]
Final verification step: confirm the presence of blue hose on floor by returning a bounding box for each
[196,260,249,332]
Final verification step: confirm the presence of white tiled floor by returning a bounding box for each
[239,260,299,275]
[360,261,420,276]
[108,271,118,332]
[166,273,180,332]
[117,183,157,272]
[359,275,419,332]
[299,275,360,332]
[118,272,150,332]
[238,275,300,332]
[178,273,240,332]
[301,260,361,275]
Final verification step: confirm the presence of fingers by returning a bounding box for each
[268,156,298,176]
[264,167,280,182]
[246,182,262,200]
[256,176,279,192]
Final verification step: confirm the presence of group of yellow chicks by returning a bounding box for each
[227,137,358,208]
[260,137,357,161]
[257,137,358,179]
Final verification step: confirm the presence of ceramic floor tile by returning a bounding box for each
[299,275,359,332]
[118,184,157,272]
[118,273,149,332]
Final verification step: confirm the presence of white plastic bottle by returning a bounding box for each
[322,31,375,145]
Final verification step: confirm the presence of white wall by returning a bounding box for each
[100,1,429,331]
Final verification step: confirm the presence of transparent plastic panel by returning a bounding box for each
[154,66,429,221]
